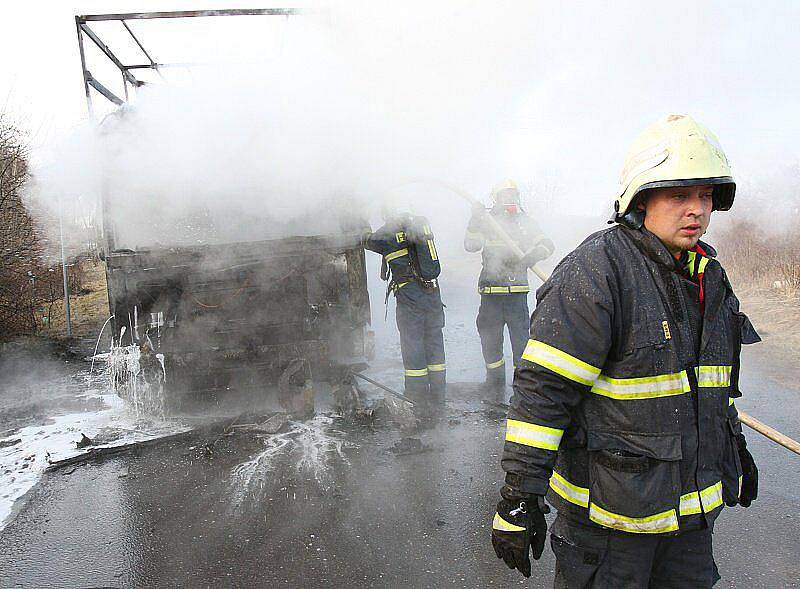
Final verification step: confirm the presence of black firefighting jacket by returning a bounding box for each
[464,207,553,294]
[364,215,441,292]
[502,224,760,534]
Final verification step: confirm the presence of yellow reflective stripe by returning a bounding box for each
[728,397,735,406]
[427,239,438,261]
[427,363,446,372]
[549,471,589,508]
[423,225,431,234]
[685,251,697,275]
[395,232,406,243]
[698,256,710,274]
[680,481,724,516]
[699,481,723,512]
[679,490,703,516]
[385,248,409,262]
[589,504,679,534]
[695,365,732,388]
[479,286,529,294]
[492,512,525,532]
[485,240,506,247]
[505,419,564,451]
[404,368,428,377]
[486,358,505,369]
[394,281,409,291]
[522,340,601,387]
[590,371,691,400]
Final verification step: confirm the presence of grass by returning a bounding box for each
[41,260,111,346]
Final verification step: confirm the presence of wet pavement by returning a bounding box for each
[0,345,799,588]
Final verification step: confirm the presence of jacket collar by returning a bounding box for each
[619,225,716,271]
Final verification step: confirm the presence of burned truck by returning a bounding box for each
[104,231,372,413]
[74,10,374,414]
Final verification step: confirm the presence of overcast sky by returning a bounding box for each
[2,1,799,222]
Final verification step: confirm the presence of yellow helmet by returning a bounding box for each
[491,179,520,205]
[615,115,735,221]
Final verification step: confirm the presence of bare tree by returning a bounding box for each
[0,115,78,341]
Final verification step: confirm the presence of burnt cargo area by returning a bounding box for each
[104,233,372,413]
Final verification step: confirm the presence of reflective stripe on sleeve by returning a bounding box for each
[427,239,438,261]
[695,365,732,388]
[492,512,525,532]
[486,358,505,369]
[522,339,601,387]
[549,471,589,508]
[427,363,446,372]
[385,248,409,262]
[589,504,679,534]
[699,481,724,512]
[680,481,723,516]
[404,368,428,377]
[505,419,564,451]
[729,397,735,406]
[590,371,691,400]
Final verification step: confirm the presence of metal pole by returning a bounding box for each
[75,16,93,117]
[58,197,72,338]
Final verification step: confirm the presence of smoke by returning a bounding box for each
[21,1,800,258]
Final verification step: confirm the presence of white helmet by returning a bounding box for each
[615,115,735,221]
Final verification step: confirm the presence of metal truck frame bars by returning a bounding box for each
[75,8,300,116]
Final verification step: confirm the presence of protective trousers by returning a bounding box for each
[551,515,720,589]
[476,293,530,388]
[395,283,446,402]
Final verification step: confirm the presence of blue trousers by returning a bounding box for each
[476,293,530,385]
[395,283,446,400]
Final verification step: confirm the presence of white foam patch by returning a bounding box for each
[229,415,352,510]
[0,392,186,531]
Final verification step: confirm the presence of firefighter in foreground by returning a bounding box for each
[464,180,554,398]
[363,207,446,410]
[491,115,760,587]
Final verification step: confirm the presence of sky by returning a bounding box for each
[2,0,799,245]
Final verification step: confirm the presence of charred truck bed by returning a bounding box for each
[104,234,372,412]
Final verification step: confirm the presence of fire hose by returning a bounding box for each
[403,177,800,457]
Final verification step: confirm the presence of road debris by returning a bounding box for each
[389,437,432,456]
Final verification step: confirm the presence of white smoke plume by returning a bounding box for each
[22,0,800,254]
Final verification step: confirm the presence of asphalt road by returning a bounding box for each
[0,346,798,589]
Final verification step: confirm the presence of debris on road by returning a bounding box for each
[75,433,94,449]
[255,413,289,435]
[389,437,431,456]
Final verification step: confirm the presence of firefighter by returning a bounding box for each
[491,115,760,587]
[464,179,554,397]
[363,207,446,409]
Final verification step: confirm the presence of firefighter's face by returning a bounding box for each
[640,185,714,256]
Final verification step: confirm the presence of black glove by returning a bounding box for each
[491,485,549,578]
[737,436,758,507]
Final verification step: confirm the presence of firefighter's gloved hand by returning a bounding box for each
[520,245,550,269]
[492,486,549,578]
[737,436,758,507]
[472,201,486,217]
